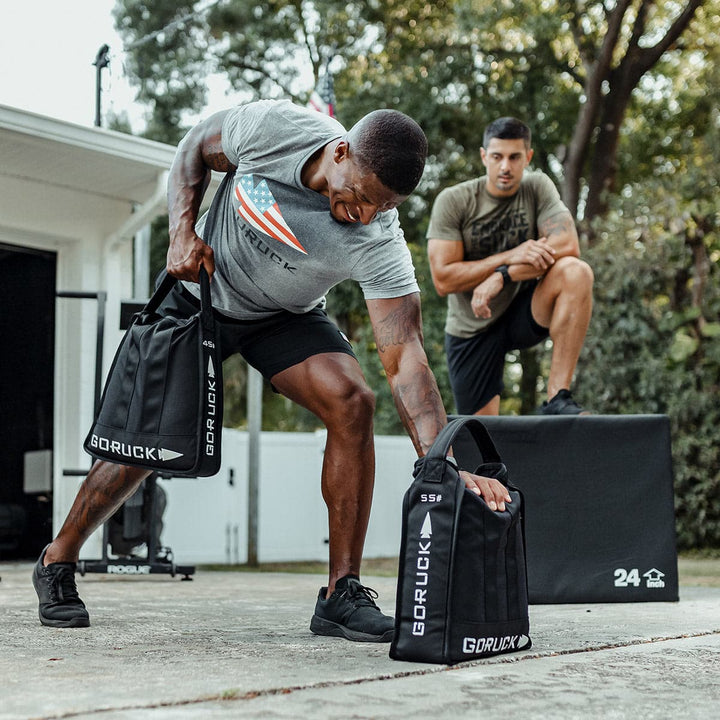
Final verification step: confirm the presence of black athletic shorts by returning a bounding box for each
[445,282,549,415]
[157,279,356,381]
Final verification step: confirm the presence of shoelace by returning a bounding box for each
[339,581,380,608]
[47,565,81,603]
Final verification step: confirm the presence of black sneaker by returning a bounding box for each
[32,545,90,628]
[538,389,590,415]
[310,575,394,642]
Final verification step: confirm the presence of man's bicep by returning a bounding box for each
[428,237,465,268]
[196,110,235,173]
[428,236,464,258]
[538,210,579,255]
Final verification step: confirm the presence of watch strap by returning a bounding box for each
[495,264,511,286]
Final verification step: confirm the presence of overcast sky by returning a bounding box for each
[1,1,142,128]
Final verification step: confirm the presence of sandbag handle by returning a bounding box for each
[141,265,214,332]
[429,416,502,463]
[417,417,502,484]
[197,265,215,331]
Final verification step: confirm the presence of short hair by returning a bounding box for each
[483,117,532,150]
[346,110,428,196]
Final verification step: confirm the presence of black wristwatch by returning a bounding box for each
[494,264,511,287]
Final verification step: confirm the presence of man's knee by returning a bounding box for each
[553,256,594,291]
[342,380,376,423]
[322,375,376,431]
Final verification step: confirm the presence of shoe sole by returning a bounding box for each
[310,614,393,643]
[538,409,592,416]
[38,611,90,628]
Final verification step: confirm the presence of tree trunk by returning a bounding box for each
[562,0,704,223]
[561,98,596,219]
[561,0,633,218]
[583,75,633,223]
[519,348,541,415]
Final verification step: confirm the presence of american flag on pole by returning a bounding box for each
[308,64,335,118]
[235,175,307,254]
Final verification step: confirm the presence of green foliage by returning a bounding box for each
[618,12,720,194]
[114,0,720,547]
[579,133,720,548]
[113,0,213,143]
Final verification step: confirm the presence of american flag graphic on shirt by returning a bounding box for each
[235,175,307,255]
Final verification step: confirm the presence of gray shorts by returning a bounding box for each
[445,283,549,414]
[158,279,356,381]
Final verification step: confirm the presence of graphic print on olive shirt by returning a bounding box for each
[468,208,530,259]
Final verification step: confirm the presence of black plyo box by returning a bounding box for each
[450,414,679,603]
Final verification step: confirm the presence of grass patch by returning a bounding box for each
[677,556,720,587]
[201,554,720,587]
[200,557,398,576]
[678,547,720,559]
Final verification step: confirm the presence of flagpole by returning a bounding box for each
[308,50,336,118]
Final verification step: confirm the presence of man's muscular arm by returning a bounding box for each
[428,235,557,296]
[366,293,511,510]
[468,210,580,318]
[502,210,579,283]
[166,110,237,281]
[428,211,579,296]
[367,293,445,456]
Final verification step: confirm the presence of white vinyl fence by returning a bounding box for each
[155,429,418,565]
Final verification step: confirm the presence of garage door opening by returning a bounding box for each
[0,243,56,559]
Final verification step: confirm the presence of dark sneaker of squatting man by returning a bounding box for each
[32,544,90,628]
[537,388,590,415]
[310,575,395,642]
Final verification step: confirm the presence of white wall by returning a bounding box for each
[151,429,418,566]
[55,238,134,557]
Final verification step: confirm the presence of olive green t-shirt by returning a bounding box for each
[427,171,568,338]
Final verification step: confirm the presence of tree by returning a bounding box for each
[113,0,390,141]
[113,1,213,144]
[114,0,716,208]
[560,0,706,222]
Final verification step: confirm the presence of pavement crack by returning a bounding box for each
[30,630,720,719]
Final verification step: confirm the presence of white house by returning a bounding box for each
[0,104,186,557]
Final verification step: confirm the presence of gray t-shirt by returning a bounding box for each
[427,171,568,338]
[182,99,419,319]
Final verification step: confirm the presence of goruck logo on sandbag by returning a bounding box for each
[204,353,218,457]
[88,435,184,464]
[411,511,433,636]
[462,635,523,655]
